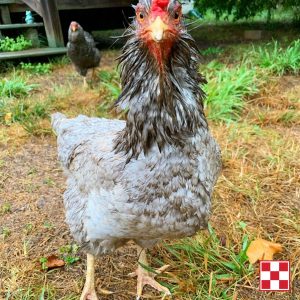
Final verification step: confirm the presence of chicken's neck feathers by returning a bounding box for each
[114,29,207,161]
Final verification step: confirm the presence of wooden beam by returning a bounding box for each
[0,22,43,29]
[0,46,67,60]
[56,0,132,10]
[39,0,64,47]
[5,0,133,13]
[21,0,41,15]
[0,0,18,3]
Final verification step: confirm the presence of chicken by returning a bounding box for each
[67,21,101,87]
[181,0,203,18]
[52,0,221,299]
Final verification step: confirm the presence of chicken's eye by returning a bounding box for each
[137,12,145,22]
[173,10,181,23]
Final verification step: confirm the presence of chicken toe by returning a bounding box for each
[130,247,171,299]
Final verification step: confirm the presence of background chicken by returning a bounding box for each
[52,0,221,299]
[67,21,101,87]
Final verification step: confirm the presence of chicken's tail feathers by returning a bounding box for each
[51,112,67,135]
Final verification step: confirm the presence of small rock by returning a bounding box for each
[37,197,46,209]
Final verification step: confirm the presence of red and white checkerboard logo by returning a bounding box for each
[260,261,290,292]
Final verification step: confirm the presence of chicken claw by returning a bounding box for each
[130,247,171,299]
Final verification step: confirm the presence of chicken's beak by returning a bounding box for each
[71,24,78,32]
[149,16,168,42]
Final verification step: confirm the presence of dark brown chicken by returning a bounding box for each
[67,21,101,86]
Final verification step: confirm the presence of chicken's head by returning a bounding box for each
[135,0,183,68]
[68,21,84,43]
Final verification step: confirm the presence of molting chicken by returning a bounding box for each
[67,21,101,87]
[52,0,221,298]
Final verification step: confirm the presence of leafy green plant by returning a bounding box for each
[39,257,48,271]
[59,244,80,265]
[0,35,32,52]
[249,40,300,75]
[203,61,261,122]
[20,62,53,74]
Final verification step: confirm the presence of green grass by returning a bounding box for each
[249,39,300,75]
[0,75,36,98]
[5,286,78,300]
[0,35,32,52]
[1,202,12,215]
[163,224,253,299]
[0,95,52,135]
[97,69,122,117]
[201,47,224,56]
[0,99,48,123]
[203,61,262,122]
[201,40,300,122]
[98,69,121,99]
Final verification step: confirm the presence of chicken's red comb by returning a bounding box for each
[151,0,169,14]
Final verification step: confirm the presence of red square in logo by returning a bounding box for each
[260,260,290,292]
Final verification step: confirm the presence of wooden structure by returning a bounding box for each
[0,0,131,59]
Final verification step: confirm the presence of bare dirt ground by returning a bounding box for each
[0,49,299,300]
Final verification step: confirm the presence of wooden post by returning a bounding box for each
[39,0,64,47]
[0,5,11,39]
[0,5,12,23]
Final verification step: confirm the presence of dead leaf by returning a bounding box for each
[246,238,283,264]
[44,255,65,270]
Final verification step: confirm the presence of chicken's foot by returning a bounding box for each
[129,246,171,299]
[80,253,99,300]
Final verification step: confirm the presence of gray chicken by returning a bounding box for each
[52,0,221,299]
[67,21,101,87]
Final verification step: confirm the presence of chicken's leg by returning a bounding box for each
[83,76,88,88]
[129,246,171,299]
[80,253,99,300]
[92,68,97,82]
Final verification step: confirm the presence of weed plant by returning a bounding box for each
[20,62,53,75]
[0,36,32,52]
